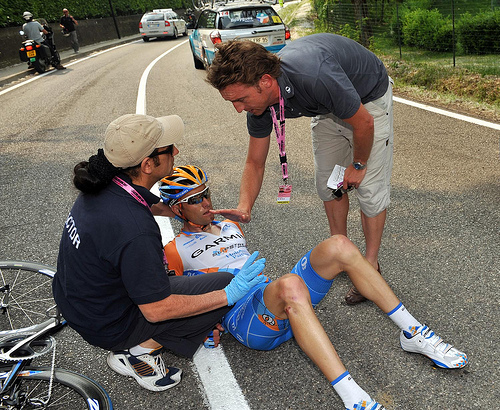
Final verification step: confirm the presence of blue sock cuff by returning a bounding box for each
[387,301,403,316]
[331,371,350,386]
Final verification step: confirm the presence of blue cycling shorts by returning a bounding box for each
[222,249,334,351]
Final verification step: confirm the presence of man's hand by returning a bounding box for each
[151,201,175,217]
[343,164,367,190]
[209,208,251,223]
[224,251,266,305]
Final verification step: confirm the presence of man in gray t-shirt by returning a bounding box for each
[207,34,394,305]
[22,19,45,43]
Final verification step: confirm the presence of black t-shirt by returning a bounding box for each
[247,33,389,138]
[53,175,171,349]
[60,15,76,32]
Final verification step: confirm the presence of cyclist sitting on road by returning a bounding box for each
[21,11,65,70]
[160,165,468,410]
[53,114,266,393]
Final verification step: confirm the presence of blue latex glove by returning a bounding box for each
[224,251,266,306]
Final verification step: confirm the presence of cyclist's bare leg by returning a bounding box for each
[263,275,347,382]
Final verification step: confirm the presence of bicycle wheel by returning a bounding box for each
[2,366,113,409]
[0,261,56,331]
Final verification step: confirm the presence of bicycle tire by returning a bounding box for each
[0,261,57,331]
[0,366,113,409]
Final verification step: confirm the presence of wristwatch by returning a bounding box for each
[352,161,367,170]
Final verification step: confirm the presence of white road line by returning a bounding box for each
[135,40,188,115]
[394,96,500,130]
[193,347,250,410]
[144,45,249,410]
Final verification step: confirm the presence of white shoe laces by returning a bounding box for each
[153,354,167,377]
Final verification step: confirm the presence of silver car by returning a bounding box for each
[139,9,188,42]
[189,2,290,69]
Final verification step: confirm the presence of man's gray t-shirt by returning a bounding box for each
[247,33,389,138]
[22,21,44,43]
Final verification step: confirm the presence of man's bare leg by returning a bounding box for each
[360,209,386,270]
[323,196,349,236]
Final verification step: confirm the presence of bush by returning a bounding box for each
[457,10,500,54]
[402,8,454,52]
[0,0,191,27]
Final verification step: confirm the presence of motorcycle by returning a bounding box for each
[19,19,61,74]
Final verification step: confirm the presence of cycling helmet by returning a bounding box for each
[23,11,33,21]
[159,165,207,206]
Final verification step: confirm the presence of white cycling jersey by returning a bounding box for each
[164,220,251,276]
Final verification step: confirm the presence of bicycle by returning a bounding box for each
[0,260,113,409]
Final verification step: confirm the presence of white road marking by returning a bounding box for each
[394,96,500,130]
[145,49,249,410]
[135,40,188,115]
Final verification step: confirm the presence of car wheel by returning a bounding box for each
[183,26,188,36]
[142,36,149,42]
[202,47,210,70]
[192,46,204,69]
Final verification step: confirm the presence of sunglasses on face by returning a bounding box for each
[178,186,211,205]
[149,145,174,158]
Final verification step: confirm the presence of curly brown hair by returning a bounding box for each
[206,41,281,90]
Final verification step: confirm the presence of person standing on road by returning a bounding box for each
[22,11,65,69]
[159,165,467,410]
[52,114,266,392]
[60,8,79,53]
[206,34,394,305]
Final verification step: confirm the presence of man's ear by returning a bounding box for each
[260,74,274,89]
[140,157,154,175]
[171,203,183,218]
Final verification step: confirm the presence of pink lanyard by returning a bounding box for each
[112,176,168,265]
[269,90,289,184]
[113,176,149,207]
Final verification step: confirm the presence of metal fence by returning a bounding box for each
[316,0,499,74]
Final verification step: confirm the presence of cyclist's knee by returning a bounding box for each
[321,234,360,264]
[275,274,310,306]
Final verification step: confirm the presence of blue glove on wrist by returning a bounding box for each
[224,251,266,306]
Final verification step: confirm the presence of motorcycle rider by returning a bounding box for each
[22,11,65,70]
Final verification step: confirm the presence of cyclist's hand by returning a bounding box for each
[224,251,265,305]
[209,208,251,223]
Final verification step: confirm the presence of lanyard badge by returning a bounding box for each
[270,91,292,204]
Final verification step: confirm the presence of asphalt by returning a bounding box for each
[0,34,141,88]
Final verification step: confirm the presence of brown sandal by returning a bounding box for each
[345,263,382,305]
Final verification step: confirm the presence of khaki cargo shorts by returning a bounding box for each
[311,79,394,218]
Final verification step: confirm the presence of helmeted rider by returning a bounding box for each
[22,11,65,69]
[159,165,210,230]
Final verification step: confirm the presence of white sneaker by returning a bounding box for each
[348,400,386,410]
[107,347,182,391]
[400,325,468,369]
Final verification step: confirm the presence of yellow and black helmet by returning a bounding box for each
[159,165,207,206]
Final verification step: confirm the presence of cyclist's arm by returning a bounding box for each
[139,291,228,322]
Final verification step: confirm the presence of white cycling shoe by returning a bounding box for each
[400,324,468,369]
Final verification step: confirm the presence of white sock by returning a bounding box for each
[331,371,372,409]
[387,302,422,331]
[129,344,155,356]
